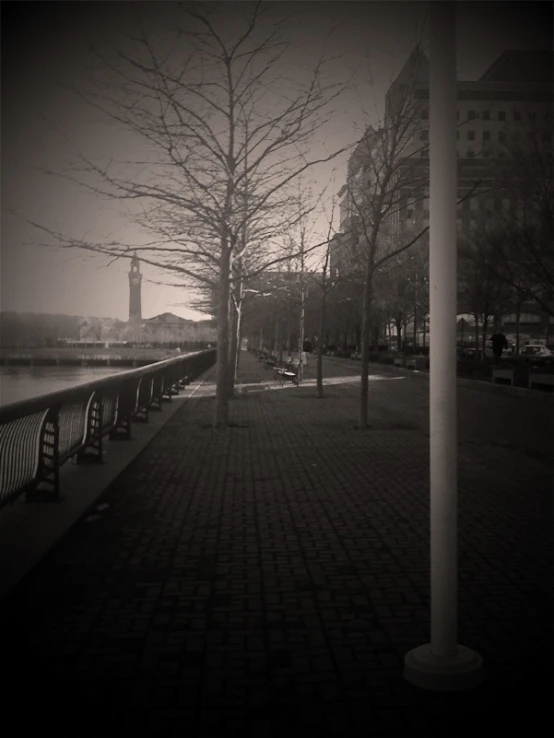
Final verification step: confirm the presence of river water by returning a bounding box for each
[0,366,128,406]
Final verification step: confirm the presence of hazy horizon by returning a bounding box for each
[2,2,551,321]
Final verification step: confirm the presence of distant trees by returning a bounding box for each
[457,234,511,356]
[374,239,429,352]
[0,312,82,348]
[337,49,433,427]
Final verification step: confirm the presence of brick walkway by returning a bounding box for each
[1,352,551,737]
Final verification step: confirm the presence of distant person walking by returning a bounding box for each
[490,331,508,361]
[301,338,311,367]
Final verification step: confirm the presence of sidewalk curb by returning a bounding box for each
[326,356,554,402]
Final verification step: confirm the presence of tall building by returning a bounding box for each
[334,48,552,258]
[128,254,142,341]
[384,47,552,240]
[331,48,553,344]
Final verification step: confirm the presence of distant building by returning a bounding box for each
[333,47,552,261]
[331,47,553,346]
[384,47,552,239]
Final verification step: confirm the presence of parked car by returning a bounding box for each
[502,344,554,365]
[519,345,554,364]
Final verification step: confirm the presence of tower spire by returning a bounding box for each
[128,253,142,342]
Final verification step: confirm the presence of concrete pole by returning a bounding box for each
[404,1,483,691]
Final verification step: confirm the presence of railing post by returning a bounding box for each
[133,376,151,422]
[27,406,60,502]
[76,392,104,463]
[161,370,173,403]
[109,386,134,440]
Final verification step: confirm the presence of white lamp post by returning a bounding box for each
[404,1,484,691]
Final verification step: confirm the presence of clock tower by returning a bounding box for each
[128,254,142,341]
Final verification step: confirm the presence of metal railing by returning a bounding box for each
[0,349,216,508]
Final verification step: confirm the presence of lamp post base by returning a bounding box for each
[404,644,484,691]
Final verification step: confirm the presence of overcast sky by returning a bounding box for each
[1,1,551,322]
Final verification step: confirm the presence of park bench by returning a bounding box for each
[394,357,404,368]
[264,350,280,368]
[528,370,554,391]
[274,356,301,386]
[406,357,427,371]
[492,367,515,386]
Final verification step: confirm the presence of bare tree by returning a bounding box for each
[342,50,431,427]
[339,47,490,425]
[458,233,511,359]
[29,2,350,426]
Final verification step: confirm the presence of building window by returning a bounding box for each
[544,131,551,143]
[423,209,429,220]
[467,149,475,158]
[483,130,490,141]
[467,130,475,140]
[456,110,460,120]
[421,108,428,120]
[498,110,506,121]
[514,110,521,121]
[468,110,476,120]
[420,130,428,141]
[499,131,507,142]
[406,209,414,220]
[482,110,490,120]
[528,111,536,123]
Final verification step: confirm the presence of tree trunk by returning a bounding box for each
[286,304,292,354]
[516,302,521,354]
[359,261,375,428]
[214,245,231,426]
[227,295,238,397]
[317,293,326,398]
[395,317,402,351]
[481,315,489,361]
[298,284,305,383]
[234,300,243,380]
[473,314,480,362]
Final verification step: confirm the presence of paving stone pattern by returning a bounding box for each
[1,353,552,737]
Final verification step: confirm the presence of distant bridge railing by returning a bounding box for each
[0,349,216,509]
